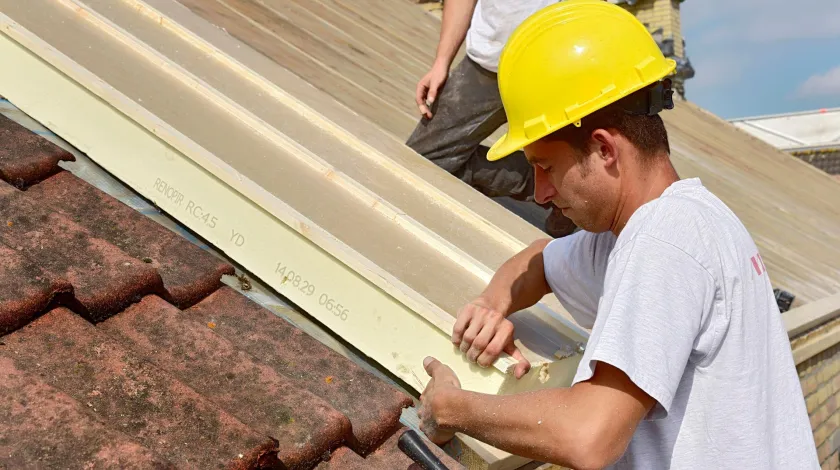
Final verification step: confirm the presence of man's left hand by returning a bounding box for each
[418,356,462,444]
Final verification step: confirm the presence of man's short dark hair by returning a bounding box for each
[544,84,671,163]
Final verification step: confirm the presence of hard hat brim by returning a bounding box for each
[487,132,524,162]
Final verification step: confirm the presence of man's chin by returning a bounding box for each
[545,206,578,237]
[560,207,576,222]
[563,211,606,234]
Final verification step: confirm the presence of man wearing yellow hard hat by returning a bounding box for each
[417,1,818,468]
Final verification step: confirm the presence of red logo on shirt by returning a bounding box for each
[751,253,766,275]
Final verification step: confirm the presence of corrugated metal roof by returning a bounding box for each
[730,108,840,152]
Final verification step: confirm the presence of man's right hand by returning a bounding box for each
[415,61,449,119]
[452,298,531,379]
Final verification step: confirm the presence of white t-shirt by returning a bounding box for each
[465,0,557,72]
[543,178,818,469]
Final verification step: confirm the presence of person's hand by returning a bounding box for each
[418,357,461,444]
[452,298,531,378]
[415,61,449,119]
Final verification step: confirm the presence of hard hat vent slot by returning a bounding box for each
[635,56,659,81]
[524,115,550,139]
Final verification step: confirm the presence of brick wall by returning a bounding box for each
[798,340,840,468]
[619,0,683,57]
[791,148,840,175]
[615,0,690,98]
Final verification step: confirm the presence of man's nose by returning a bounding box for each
[533,166,557,205]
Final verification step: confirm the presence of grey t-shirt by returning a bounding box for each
[543,178,818,469]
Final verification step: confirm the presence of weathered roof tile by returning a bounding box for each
[27,171,234,308]
[0,114,73,188]
[99,295,351,469]
[0,356,174,470]
[0,244,71,335]
[315,446,374,469]
[0,180,163,322]
[0,308,279,469]
[185,287,414,454]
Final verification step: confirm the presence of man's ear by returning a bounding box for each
[590,129,619,168]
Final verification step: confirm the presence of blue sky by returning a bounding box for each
[681,0,840,119]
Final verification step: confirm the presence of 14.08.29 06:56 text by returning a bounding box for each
[275,262,349,321]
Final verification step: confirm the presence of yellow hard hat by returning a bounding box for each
[487,0,677,161]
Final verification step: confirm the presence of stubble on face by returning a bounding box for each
[529,140,616,234]
[559,152,610,232]
[561,156,606,232]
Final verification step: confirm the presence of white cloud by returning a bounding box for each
[796,66,840,97]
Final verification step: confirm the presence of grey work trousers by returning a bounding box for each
[405,57,537,202]
[405,57,578,237]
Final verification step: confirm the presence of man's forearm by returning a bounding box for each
[435,387,596,468]
[421,363,652,468]
[481,239,553,316]
[435,0,477,67]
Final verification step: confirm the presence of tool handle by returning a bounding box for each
[397,429,450,470]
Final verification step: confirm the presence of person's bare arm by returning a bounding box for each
[416,0,477,117]
[419,358,655,469]
[452,238,552,377]
[435,0,476,69]
[476,238,554,315]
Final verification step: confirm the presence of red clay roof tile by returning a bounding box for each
[0,308,280,469]
[99,295,352,469]
[0,113,73,188]
[0,180,164,322]
[27,171,234,308]
[317,427,464,469]
[0,244,71,335]
[185,286,414,454]
[315,446,374,469]
[0,355,175,469]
